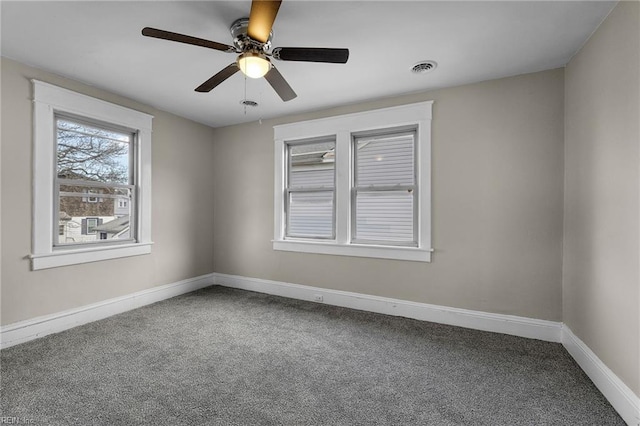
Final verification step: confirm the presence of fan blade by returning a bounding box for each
[264,65,297,102]
[247,0,281,44]
[195,64,240,92]
[142,27,236,53]
[272,47,349,64]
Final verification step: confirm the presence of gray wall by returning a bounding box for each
[212,68,565,321]
[564,1,640,396]
[1,58,216,325]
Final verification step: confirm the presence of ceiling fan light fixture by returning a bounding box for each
[142,0,348,101]
[237,51,271,79]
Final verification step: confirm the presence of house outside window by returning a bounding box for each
[31,80,153,270]
[274,101,433,262]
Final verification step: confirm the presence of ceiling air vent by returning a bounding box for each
[240,99,259,107]
[411,60,437,74]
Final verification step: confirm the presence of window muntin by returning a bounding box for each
[285,139,336,239]
[54,116,136,247]
[352,130,417,246]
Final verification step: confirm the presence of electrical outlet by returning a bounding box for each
[313,294,323,303]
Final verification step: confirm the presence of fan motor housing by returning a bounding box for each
[231,18,272,51]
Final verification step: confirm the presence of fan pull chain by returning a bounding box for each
[258,81,263,125]
[243,74,248,115]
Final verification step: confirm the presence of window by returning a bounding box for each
[86,218,98,235]
[353,129,417,245]
[55,116,134,246]
[274,101,433,262]
[285,139,336,239]
[31,80,153,270]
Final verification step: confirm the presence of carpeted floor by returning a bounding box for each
[0,286,624,425]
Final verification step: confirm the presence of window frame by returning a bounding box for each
[31,80,153,270]
[273,101,433,262]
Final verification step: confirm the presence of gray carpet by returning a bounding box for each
[1,286,624,425]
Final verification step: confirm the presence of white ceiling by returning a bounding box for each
[1,1,615,128]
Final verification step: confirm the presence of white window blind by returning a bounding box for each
[353,131,417,245]
[289,168,334,187]
[288,191,334,237]
[286,140,335,239]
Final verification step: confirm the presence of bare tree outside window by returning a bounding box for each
[56,119,130,183]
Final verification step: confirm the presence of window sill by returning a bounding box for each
[30,242,153,270]
[272,240,432,262]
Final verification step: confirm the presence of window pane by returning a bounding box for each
[355,191,414,243]
[287,191,334,238]
[356,135,414,187]
[289,141,335,188]
[57,185,132,245]
[56,118,131,184]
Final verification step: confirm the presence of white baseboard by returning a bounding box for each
[562,326,640,426]
[0,273,215,349]
[212,273,562,343]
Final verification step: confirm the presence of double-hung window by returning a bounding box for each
[31,80,153,270]
[274,101,433,262]
[55,116,135,246]
[353,129,417,246]
[285,139,336,239]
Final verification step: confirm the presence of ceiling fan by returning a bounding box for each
[142,0,349,102]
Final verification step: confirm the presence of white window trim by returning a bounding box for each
[273,101,433,262]
[30,80,153,270]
